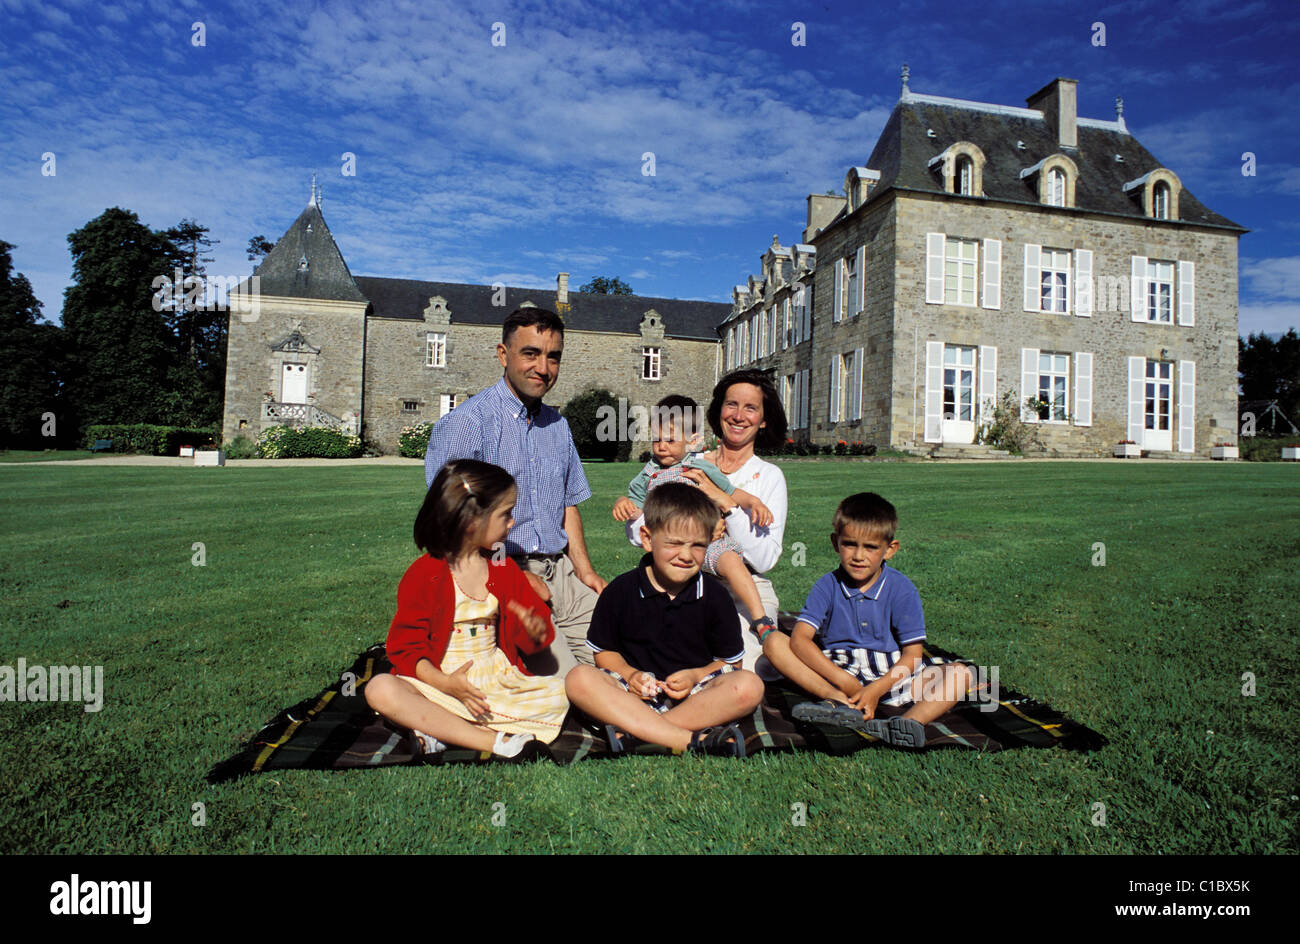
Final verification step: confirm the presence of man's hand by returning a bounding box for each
[661,669,701,700]
[573,564,606,595]
[444,661,491,720]
[507,600,550,643]
[523,570,552,603]
[612,496,641,522]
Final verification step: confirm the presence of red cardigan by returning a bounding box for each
[385,554,555,679]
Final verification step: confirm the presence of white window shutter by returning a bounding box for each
[1131,256,1147,322]
[854,245,866,315]
[982,238,1001,309]
[803,290,811,339]
[833,260,844,322]
[1075,249,1093,317]
[1128,357,1145,443]
[800,369,809,429]
[1023,243,1041,312]
[1074,352,1093,426]
[1178,360,1196,452]
[924,341,943,443]
[979,345,997,422]
[852,347,864,419]
[439,394,452,417]
[1020,348,1039,421]
[829,356,841,422]
[1178,260,1195,326]
[925,233,945,304]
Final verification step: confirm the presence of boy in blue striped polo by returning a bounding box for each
[790,492,972,748]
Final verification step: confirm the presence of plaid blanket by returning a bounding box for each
[207,618,1105,783]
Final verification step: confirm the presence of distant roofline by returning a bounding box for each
[904,92,1129,135]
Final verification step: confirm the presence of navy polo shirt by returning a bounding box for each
[795,563,925,654]
[587,555,744,677]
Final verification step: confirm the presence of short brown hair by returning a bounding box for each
[832,492,898,542]
[643,482,718,541]
[502,306,565,344]
[416,459,516,558]
[652,394,703,439]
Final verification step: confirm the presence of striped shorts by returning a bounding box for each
[702,534,743,576]
[825,647,945,708]
[598,665,735,714]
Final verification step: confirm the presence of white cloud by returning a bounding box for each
[1239,302,1300,337]
[1242,256,1300,300]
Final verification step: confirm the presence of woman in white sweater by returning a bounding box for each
[624,370,850,702]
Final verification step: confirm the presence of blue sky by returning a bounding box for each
[1,0,1297,336]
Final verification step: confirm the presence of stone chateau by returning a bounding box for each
[221,189,728,454]
[722,73,1245,456]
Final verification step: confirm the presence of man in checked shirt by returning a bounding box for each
[424,307,607,674]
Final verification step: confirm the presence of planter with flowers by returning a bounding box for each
[1282,444,1300,461]
[1114,440,1140,458]
[1210,442,1239,460]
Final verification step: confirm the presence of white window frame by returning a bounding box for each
[426,332,447,368]
[1147,260,1174,324]
[439,393,459,418]
[1039,248,1071,314]
[957,156,974,195]
[642,346,661,381]
[1047,168,1065,207]
[1036,352,1070,423]
[1154,182,1170,220]
[944,237,978,306]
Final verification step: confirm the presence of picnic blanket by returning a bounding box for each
[207,617,1105,783]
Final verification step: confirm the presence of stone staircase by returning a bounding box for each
[928,443,1020,460]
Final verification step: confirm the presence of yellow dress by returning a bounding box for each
[402,583,569,743]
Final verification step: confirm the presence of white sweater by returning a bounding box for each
[625,454,787,575]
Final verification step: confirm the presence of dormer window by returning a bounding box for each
[957,156,974,195]
[1047,168,1065,206]
[931,142,986,197]
[1153,181,1171,220]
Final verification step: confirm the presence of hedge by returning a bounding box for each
[82,424,217,455]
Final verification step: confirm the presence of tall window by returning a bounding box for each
[1037,353,1069,421]
[1147,261,1174,323]
[426,332,446,367]
[642,347,661,380]
[944,238,978,306]
[1040,249,1070,314]
[1153,182,1171,220]
[758,309,768,358]
[956,156,974,195]
[843,255,858,319]
[1047,168,1065,207]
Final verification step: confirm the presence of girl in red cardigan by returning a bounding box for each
[364,459,569,759]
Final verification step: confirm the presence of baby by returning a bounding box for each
[612,394,772,631]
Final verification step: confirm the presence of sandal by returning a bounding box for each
[604,724,640,755]
[686,723,746,758]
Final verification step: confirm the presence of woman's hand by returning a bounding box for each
[612,496,641,522]
[680,468,731,509]
[444,661,491,720]
[507,600,550,643]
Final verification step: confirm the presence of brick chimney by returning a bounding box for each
[556,272,569,307]
[1027,77,1078,149]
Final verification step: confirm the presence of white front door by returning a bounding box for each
[942,345,976,443]
[282,363,308,404]
[1144,361,1172,451]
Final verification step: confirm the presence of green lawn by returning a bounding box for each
[0,460,1296,853]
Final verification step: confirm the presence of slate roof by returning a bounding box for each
[250,202,367,302]
[354,276,728,342]
[835,92,1245,233]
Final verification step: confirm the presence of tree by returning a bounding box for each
[0,241,63,448]
[1239,329,1300,426]
[60,208,180,432]
[247,234,276,264]
[578,276,633,295]
[563,388,631,461]
[160,218,225,426]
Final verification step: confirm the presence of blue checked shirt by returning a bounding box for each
[423,377,592,556]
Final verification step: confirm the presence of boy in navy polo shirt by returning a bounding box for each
[565,483,765,756]
[790,492,972,748]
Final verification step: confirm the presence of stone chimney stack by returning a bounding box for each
[1027,77,1078,149]
[804,192,849,243]
[556,272,569,307]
